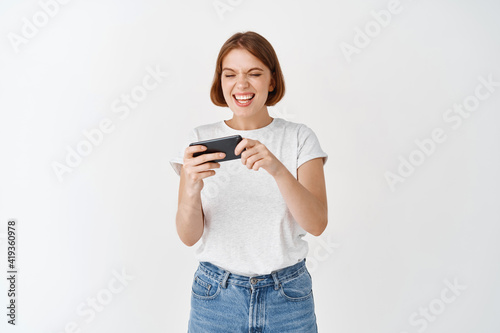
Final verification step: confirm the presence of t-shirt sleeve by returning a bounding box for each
[297,124,328,169]
[169,127,198,176]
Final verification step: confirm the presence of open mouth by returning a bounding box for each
[233,93,255,106]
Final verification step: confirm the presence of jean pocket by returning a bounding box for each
[279,269,313,301]
[191,270,221,300]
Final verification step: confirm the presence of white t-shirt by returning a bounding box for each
[169,117,328,276]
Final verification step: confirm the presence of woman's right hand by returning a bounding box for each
[182,145,224,195]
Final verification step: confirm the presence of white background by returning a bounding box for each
[1,0,499,332]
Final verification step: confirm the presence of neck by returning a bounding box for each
[225,112,274,131]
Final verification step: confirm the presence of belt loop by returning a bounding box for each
[221,271,230,289]
[271,271,281,290]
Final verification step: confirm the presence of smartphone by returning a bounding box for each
[190,135,244,163]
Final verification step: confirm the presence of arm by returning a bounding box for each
[176,165,205,246]
[233,138,328,236]
[175,146,222,247]
[273,158,328,236]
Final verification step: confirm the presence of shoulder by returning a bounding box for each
[273,117,308,133]
[274,118,317,139]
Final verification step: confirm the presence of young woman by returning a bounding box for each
[170,31,328,333]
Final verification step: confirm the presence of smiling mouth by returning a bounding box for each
[233,94,255,105]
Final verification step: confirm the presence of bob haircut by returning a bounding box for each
[210,31,285,107]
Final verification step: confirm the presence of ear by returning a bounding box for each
[269,73,276,92]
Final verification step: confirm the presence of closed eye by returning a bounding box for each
[225,74,260,77]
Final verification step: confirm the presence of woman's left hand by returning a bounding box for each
[234,138,285,177]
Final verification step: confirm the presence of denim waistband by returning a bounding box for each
[198,259,308,290]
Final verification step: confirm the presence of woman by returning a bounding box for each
[170,31,328,333]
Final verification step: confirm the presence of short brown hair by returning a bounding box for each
[210,31,285,107]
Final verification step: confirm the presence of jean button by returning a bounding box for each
[250,278,258,285]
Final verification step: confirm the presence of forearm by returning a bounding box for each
[176,197,204,246]
[176,170,204,246]
[273,165,327,236]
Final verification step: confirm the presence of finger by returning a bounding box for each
[194,152,225,165]
[184,145,207,158]
[192,162,220,173]
[235,138,253,155]
[185,149,225,166]
[245,154,263,169]
[198,169,217,180]
[252,160,262,171]
[234,142,243,156]
[241,146,258,165]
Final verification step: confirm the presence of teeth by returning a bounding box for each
[235,94,254,100]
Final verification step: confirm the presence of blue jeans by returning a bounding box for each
[188,258,318,333]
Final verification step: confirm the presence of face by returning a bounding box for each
[221,48,275,117]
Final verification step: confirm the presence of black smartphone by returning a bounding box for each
[190,135,244,163]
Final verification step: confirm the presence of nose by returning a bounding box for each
[236,74,249,89]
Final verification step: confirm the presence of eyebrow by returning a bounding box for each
[222,67,264,72]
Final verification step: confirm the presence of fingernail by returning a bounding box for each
[219,153,225,157]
